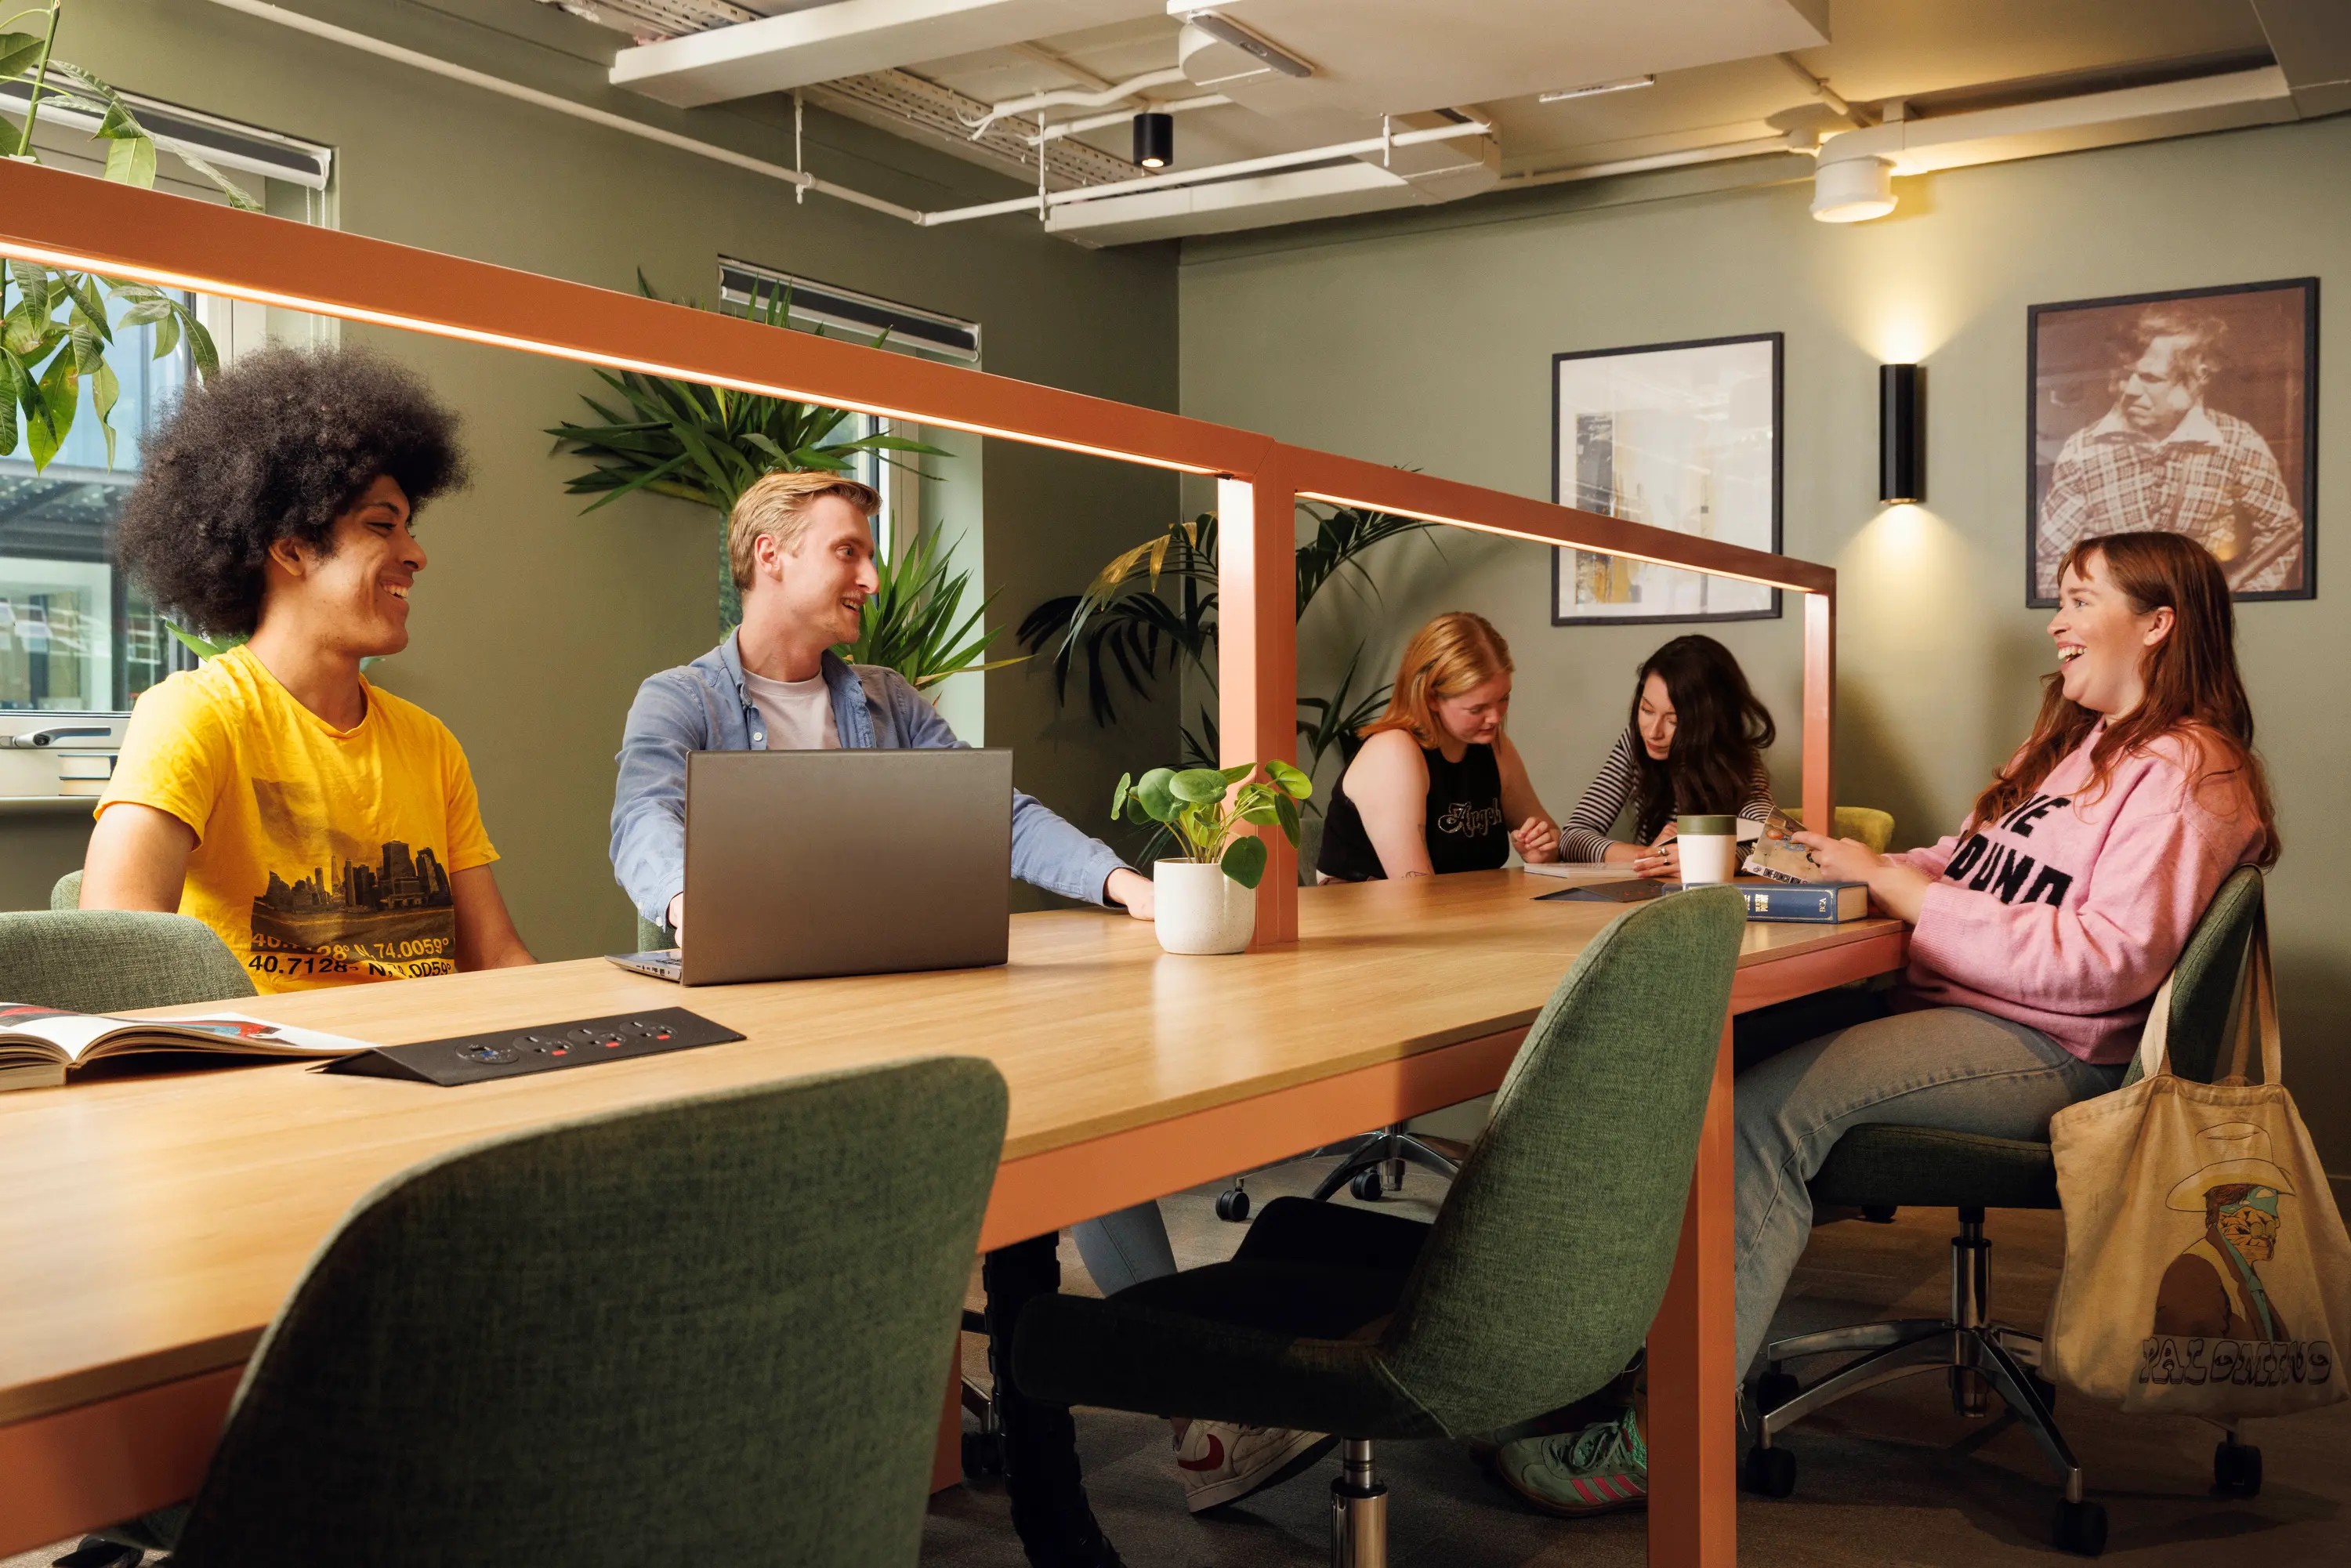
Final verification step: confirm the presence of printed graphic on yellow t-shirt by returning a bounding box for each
[98,646,496,994]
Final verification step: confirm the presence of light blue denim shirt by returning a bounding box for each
[610,635,1126,927]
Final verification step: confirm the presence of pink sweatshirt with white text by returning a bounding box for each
[1889,724,2265,1065]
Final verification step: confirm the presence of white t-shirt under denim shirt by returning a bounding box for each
[740,666,839,750]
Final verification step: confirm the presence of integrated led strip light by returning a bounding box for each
[0,234,1227,477]
[1294,488,1828,596]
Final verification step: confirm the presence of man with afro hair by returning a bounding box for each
[82,344,533,990]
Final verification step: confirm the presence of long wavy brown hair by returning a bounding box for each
[1971,531,2277,864]
[1628,635,1775,844]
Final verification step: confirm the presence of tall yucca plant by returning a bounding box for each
[545,276,946,625]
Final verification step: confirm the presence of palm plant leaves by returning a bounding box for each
[1017,502,1433,767]
[545,274,946,519]
[839,527,1024,689]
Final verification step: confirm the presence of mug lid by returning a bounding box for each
[1676,813,1737,835]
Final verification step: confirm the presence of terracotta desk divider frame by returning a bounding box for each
[0,159,1848,1568]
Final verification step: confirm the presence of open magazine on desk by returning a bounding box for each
[0,1005,374,1092]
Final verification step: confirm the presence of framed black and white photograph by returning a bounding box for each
[2028,277,2317,606]
[1550,331,1782,626]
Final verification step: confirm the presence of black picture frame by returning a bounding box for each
[2026,277,2317,607]
[1549,331,1784,627]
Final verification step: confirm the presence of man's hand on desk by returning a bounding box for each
[1107,867,1155,920]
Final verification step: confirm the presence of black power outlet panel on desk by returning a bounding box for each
[321,1007,744,1087]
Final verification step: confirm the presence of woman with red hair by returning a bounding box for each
[1501,531,2279,1516]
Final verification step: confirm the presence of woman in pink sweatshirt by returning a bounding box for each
[1496,530,2278,1517]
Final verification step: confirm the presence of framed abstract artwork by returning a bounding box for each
[1551,331,1782,625]
[2028,277,2317,606]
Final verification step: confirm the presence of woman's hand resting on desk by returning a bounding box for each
[1607,824,1680,878]
[1107,867,1156,920]
[1792,831,1931,924]
[1509,816,1560,864]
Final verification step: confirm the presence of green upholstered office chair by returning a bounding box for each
[1831,806,1895,853]
[150,1057,1005,1568]
[50,868,82,911]
[1014,888,1747,1566]
[0,907,255,1012]
[637,914,672,951]
[1748,867,2267,1558]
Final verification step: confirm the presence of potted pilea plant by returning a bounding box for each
[1110,760,1311,954]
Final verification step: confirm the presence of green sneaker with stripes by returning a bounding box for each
[1495,1405,1648,1516]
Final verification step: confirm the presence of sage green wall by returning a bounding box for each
[4,0,1178,947]
[1180,115,2351,1182]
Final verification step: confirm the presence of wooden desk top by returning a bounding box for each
[0,872,1900,1428]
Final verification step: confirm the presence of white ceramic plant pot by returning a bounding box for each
[1153,859,1257,955]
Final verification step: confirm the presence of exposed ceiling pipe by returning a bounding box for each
[1028,95,1230,146]
[922,116,1496,226]
[1499,133,1808,190]
[202,0,928,223]
[1777,53,1864,125]
[965,67,1192,140]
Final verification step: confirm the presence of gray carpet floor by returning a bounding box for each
[13,1154,2343,1567]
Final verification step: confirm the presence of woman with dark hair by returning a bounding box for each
[1557,634,1776,876]
[1499,532,2277,1517]
[82,344,534,988]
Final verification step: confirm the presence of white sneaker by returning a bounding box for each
[1174,1421,1336,1512]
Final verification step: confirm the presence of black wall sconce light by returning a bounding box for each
[1880,363,1924,504]
[1134,112,1174,170]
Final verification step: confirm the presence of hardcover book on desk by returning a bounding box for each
[1733,878,1870,923]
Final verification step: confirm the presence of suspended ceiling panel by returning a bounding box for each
[1161,0,1831,118]
[613,0,1168,105]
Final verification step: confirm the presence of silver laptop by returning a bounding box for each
[607,748,1014,986]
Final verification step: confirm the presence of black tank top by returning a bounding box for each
[1317,741,1509,882]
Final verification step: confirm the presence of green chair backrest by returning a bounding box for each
[1376,886,1745,1435]
[2143,865,2265,1088]
[172,1056,1008,1568]
[638,913,672,951]
[1833,806,1895,854]
[0,909,255,1011]
[50,868,81,911]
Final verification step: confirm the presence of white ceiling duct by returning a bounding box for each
[610,0,1165,106]
[1811,65,2298,222]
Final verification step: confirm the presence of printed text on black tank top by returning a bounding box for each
[1436,801,1504,837]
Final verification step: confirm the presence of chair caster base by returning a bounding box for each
[51,1541,142,1568]
[2052,1498,2107,1556]
[1755,1369,1800,1416]
[961,1429,1005,1481]
[1741,1443,1796,1498]
[1349,1168,1385,1202]
[1215,1186,1252,1222]
[2214,1437,2262,1497]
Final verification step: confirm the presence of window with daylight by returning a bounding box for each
[0,88,332,714]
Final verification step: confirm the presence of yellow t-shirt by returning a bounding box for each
[97,646,497,993]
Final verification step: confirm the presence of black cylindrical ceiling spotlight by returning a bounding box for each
[1134,111,1174,170]
[1879,363,1924,504]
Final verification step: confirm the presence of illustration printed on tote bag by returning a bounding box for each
[2140,1123,2335,1390]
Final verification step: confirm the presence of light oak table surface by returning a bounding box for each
[0,871,1904,1564]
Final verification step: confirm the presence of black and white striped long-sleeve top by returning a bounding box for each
[1559,726,1775,864]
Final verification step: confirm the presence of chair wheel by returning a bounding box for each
[961,1429,1005,1480]
[2214,1438,2262,1497]
[1755,1370,1800,1417]
[1742,1443,1796,1498]
[1214,1187,1251,1222]
[1349,1168,1385,1201]
[2052,1498,2107,1556]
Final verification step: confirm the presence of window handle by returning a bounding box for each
[3,726,114,749]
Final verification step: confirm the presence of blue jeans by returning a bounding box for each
[1732,998,2124,1373]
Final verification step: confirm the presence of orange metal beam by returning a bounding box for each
[0,153,1840,1014]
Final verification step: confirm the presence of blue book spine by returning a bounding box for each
[1738,882,1864,923]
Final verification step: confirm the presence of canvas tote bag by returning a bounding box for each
[2045,908,2351,1414]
